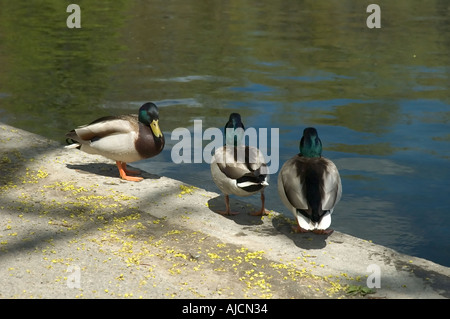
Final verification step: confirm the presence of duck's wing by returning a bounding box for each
[69,115,138,142]
[215,145,267,178]
[278,156,309,210]
[321,158,342,211]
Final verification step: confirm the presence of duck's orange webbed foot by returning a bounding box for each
[249,209,269,216]
[312,229,334,235]
[291,225,310,233]
[116,161,143,182]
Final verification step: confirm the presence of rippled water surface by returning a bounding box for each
[0,1,449,266]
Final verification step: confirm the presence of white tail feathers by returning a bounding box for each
[65,143,80,149]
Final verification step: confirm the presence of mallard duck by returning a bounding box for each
[277,127,342,234]
[65,102,165,182]
[210,113,269,216]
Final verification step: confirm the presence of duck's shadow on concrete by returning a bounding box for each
[207,195,329,250]
[271,214,329,250]
[66,163,161,181]
[207,196,264,226]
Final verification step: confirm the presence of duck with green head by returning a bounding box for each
[65,102,165,181]
[277,127,342,234]
[211,113,269,216]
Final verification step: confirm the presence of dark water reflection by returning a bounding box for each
[0,1,449,266]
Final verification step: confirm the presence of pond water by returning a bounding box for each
[0,1,449,267]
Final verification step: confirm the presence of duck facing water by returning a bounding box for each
[65,102,165,181]
[278,127,342,234]
[211,113,269,216]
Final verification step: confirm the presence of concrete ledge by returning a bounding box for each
[0,123,449,299]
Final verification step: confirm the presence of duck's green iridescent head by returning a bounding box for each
[139,102,162,138]
[300,127,322,158]
[225,113,245,146]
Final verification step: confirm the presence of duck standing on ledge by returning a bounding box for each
[211,113,269,216]
[65,102,165,182]
[278,127,341,234]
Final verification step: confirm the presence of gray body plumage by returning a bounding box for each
[278,154,342,231]
[211,145,269,197]
[65,114,164,163]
